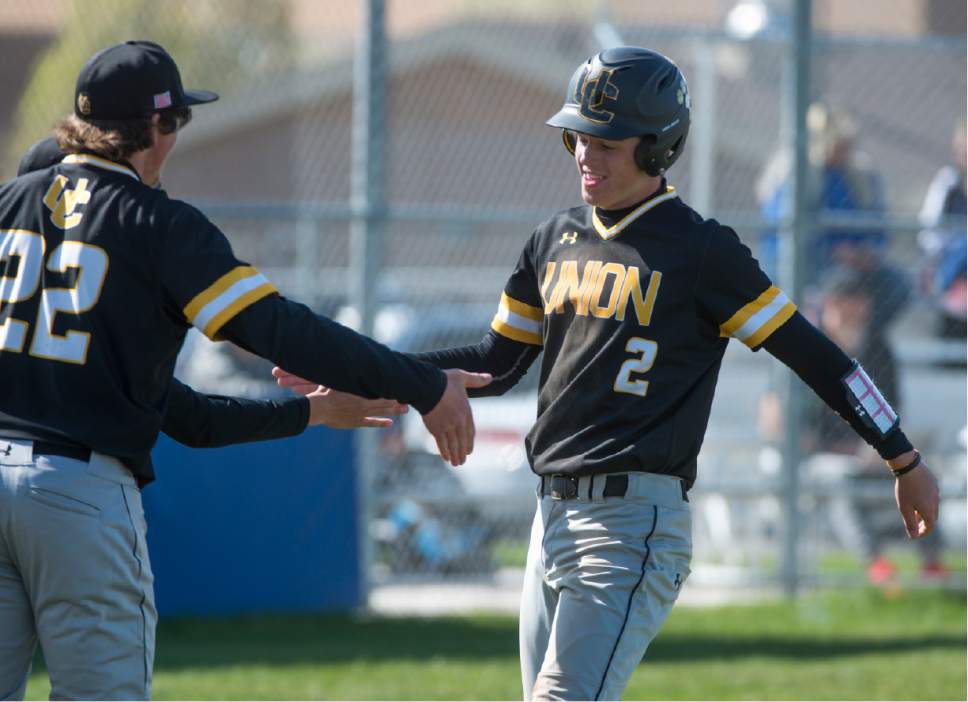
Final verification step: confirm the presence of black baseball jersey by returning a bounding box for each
[491,184,796,488]
[0,154,445,484]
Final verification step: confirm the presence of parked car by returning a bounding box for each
[342,302,541,574]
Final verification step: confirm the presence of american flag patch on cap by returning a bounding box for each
[153,91,172,109]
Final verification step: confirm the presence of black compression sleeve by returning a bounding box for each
[163,378,309,448]
[760,311,913,459]
[409,331,541,397]
[219,295,447,414]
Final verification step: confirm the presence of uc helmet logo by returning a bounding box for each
[575,68,619,125]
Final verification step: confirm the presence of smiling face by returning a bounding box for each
[573,132,662,210]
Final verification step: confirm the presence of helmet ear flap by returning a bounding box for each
[562,129,577,155]
[634,135,655,173]
[635,134,688,177]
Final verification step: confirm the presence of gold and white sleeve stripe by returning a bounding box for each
[183,266,278,339]
[490,292,543,346]
[719,285,796,348]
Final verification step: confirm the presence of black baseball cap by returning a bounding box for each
[75,40,218,120]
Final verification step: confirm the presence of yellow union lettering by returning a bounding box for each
[573,260,603,316]
[543,260,662,325]
[616,267,662,326]
[540,261,557,308]
[590,262,625,318]
[547,260,580,313]
[544,260,606,316]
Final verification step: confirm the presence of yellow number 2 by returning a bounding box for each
[613,336,658,397]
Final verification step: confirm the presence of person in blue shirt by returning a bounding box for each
[756,101,909,332]
[917,117,967,341]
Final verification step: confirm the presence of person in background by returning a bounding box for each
[917,117,967,343]
[756,102,910,332]
[802,267,945,583]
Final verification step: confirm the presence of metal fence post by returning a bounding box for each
[780,0,812,597]
[351,0,387,608]
[689,37,717,215]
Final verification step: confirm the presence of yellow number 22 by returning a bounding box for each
[0,229,109,365]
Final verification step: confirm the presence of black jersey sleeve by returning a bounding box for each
[411,234,543,396]
[489,234,545,347]
[217,295,447,415]
[158,202,279,340]
[162,378,309,448]
[761,312,914,460]
[410,330,541,397]
[157,202,446,414]
[695,224,797,349]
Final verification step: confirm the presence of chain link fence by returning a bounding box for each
[3,0,964,604]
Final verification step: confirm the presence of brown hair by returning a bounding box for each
[53,113,153,162]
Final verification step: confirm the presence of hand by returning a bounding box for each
[421,369,492,467]
[272,367,408,429]
[272,367,320,395]
[892,456,940,539]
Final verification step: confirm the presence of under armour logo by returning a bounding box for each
[559,232,578,245]
[674,573,683,590]
[43,175,92,230]
[576,67,619,125]
[1,444,11,457]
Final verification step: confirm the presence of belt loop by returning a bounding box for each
[590,474,607,501]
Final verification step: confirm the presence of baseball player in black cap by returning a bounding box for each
[16,134,409,440]
[279,46,942,700]
[0,40,488,700]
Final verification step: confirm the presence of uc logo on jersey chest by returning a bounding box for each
[43,175,92,230]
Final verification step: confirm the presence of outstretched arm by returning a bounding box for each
[760,312,940,538]
[408,330,541,398]
[273,330,539,401]
[163,378,409,448]
[163,378,309,448]
[218,296,490,465]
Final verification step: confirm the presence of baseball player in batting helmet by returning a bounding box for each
[282,45,940,700]
[0,40,490,699]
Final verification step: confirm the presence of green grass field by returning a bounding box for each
[25,587,966,700]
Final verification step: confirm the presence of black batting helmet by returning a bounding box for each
[546,46,690,177]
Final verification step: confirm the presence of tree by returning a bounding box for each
[6,0,293,174]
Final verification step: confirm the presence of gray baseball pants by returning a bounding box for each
[519,472,692,701]
[0,439,155,700]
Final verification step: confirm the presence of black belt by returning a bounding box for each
[31,440,91,463]
[540,474,629,500]
[539,474,688,502]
